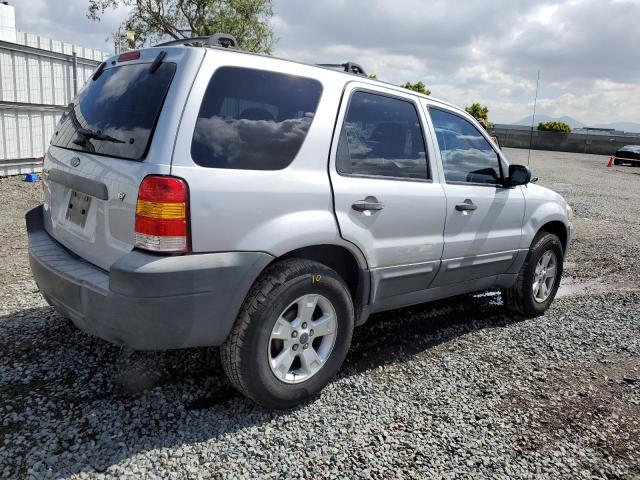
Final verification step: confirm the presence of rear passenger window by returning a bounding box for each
[191,67,323,170]
[429,108,502,185]
[337,91,428,180]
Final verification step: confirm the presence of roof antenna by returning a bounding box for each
[527,69,541,167]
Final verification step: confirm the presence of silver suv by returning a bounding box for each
[27,35,572,408]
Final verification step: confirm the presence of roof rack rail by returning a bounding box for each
[317,62,367,77]
[207,33,239,49]
[155,33,239,49]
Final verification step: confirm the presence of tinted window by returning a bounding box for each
[430,108,501,184]
[51,63,176,160]
[191,67,323,170]
[337,91,428,180]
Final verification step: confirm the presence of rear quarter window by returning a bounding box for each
[191,67,323,170]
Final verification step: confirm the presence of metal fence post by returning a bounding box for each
[72,51,78,97]
[583,134,587,154]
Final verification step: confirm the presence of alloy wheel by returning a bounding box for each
[268,294,338,384]
[532,250,558,303]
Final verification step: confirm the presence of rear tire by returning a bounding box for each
[221,259,354,408]
[502,232,564,317]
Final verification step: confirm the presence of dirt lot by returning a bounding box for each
[0,148,639,479]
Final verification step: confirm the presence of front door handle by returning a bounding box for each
[352,198,385,212]
[455,199,478,212]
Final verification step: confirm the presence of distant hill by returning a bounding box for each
[513,115,640,134]
[514,115,584,129]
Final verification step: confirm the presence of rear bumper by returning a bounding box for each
[26,206,273,350]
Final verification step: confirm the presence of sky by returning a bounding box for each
[11,0,640,126]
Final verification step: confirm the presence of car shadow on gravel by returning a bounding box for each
[345,291,512,374]
[0,292,522,477]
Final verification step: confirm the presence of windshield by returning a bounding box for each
[51,62,176,161]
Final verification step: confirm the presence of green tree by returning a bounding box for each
[368,74,378,80]
[465,103,492,129]
[400,81,431,96]
[88,0,275,54]
[465,103,490,122]
[537,121,572,133]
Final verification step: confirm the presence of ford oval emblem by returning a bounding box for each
[71,157,81,167]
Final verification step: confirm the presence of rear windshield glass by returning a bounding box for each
[51,62,176,161]
[191,66,323,170]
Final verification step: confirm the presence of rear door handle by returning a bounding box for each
[455,200,477,211]
[352,198,385,212]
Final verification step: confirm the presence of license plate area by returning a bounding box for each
[66,190,92,228]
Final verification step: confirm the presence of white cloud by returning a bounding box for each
[13,0,128,53]
[530,4,561,25]
[535,80,640,125]
[9,0,640,127]
[274,0,640,126]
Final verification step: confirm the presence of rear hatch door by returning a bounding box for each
[43,47,204,270]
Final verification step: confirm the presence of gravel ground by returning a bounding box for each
[1,149,639,479]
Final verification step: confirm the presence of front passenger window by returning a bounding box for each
[430,108,501,185]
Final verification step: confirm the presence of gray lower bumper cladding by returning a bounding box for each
[26,206,273,350]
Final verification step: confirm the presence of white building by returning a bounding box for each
[0,1,16,42]
[0,1,109,175]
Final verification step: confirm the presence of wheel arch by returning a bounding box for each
[537,220,569,253]
[277,244,369,312]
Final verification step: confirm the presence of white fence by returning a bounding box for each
[0,105,61,175]
[14,31,108,63]
[0,32,108,175]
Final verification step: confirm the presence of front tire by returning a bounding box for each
[221,259,354,408]
[502,232,564,317]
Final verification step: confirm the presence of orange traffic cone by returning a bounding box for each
[607,156,614,167]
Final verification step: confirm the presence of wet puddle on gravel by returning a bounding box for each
[472,291,503,305]
[471,275,633,303]
[557,278,602,298]
[556,276,636,298]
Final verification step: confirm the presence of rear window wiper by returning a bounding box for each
[92,62,107,81]
[74,128,126,144]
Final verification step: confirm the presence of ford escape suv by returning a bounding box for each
[26,34,573,408]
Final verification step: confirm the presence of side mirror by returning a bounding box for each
[506,164,531,186]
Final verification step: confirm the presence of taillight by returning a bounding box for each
[134,175,190,253]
